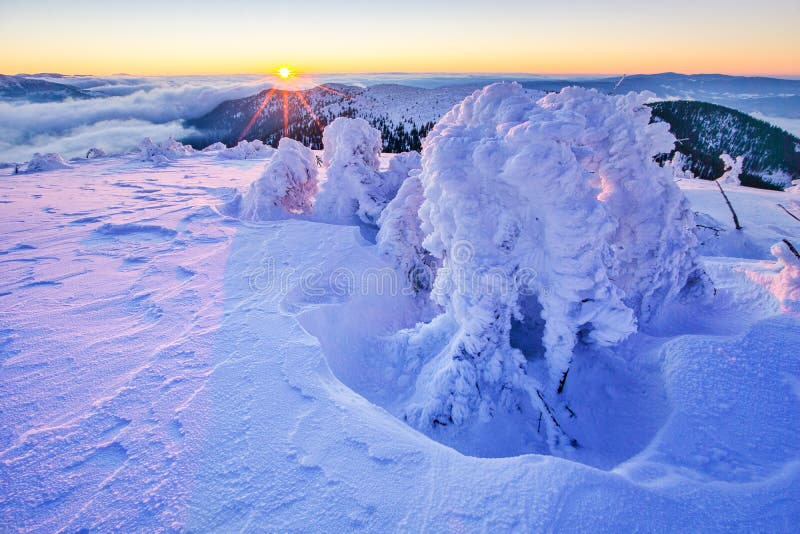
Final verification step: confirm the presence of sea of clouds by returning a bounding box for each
[0,75,275,163]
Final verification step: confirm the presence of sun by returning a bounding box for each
[278,67,292,79]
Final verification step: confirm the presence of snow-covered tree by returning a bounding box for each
[376,169,438,293]
[718,153,743,186]
[313,117,389,224]
[85,148,106,159]
[392,83,707,442]
[26,152,70,172]
[540,87,708,323]
[233,137,319,221]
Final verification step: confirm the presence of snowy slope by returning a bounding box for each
[1,154,799,531]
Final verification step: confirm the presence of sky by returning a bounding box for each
[0,0,798,76]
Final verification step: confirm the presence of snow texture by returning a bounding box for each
[1,146,798,530]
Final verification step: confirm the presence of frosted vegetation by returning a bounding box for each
[3,82,799,530]
[227,83,726,449]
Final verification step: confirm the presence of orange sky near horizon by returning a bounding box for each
[1,0,798,77]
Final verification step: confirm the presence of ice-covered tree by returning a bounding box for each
[392,83,707,442]
[718,153,743,186]
[232,137,319,221]
[540,87,708,323]
[25,152,70,172]
[376,169,438,293]
[137,136,193,166]
[314,117,394,224]
[218,139,276,160]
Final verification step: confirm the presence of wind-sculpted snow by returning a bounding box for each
[1,149,798,530]
[234,138,319,220]
[390,83,707,443]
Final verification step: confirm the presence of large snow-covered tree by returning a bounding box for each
[392,83,708,443]
[314,117,419,225]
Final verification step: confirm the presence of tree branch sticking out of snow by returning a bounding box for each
[314,117,416,225]
[231,137,319,221]
[393,83,708,444]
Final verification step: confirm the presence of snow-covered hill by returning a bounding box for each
[1,145,799,530]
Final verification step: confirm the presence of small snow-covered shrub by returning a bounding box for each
[233,137,319,221]
[26,152,70,172]
[393,83,707,441]
[85,148,106,159]
[314,117,392,224]
[218,139,276,160]
[748,241,800,315]
[138,136,193,165]
[718,153,743,186]
[202,142,227,152]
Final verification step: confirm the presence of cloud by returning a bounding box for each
[0,75,272,162]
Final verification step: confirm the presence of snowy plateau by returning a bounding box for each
[1,84,799,532]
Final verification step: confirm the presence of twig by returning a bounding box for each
[535,389,578,447]
[783,239,800,261]
[778,204,800,223]
[557,368,570,394]
[716,181,742,230]
[537,412,542,433]
[565,405,576,418]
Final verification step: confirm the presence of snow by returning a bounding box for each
[216,139,276,160]
[24,152,70,173]
[1,142,799,528]
[137,136,194,166]
[230,137,319,220]
[718,153,743,186]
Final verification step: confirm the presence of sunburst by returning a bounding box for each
[238,67,351,143]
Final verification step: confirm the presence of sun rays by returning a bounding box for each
[238,67,349,143]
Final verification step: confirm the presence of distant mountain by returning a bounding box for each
[184,83,481,153]
[522,73,800,118]
[649,100,800,189]
[0,74,95,102]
